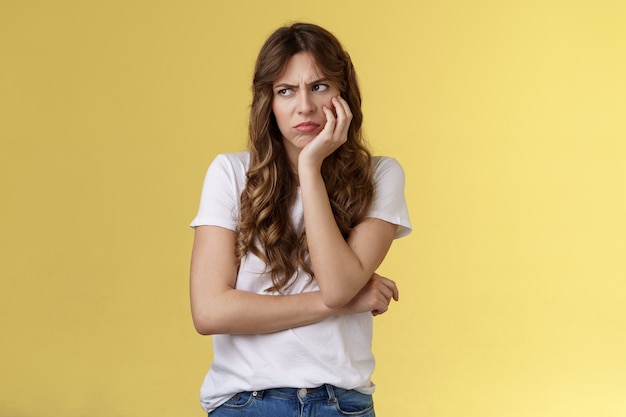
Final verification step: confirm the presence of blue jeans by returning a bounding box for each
[208,384,375,417]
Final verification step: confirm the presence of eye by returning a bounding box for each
[312,84,329,92]
[277,88,294,96]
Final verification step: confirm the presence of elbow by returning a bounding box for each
[191,312,221,336]
[321,290,354,310]
[193,322,215,336]
[319,272,370,309]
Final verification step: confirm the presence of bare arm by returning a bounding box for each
[190,225,334,335]
[300,171,396,308]
[298,96,397,308]
[189,225,398,335]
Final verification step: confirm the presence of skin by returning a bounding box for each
[190,52,399,335]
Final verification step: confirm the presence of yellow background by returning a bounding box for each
[1,1,625,416]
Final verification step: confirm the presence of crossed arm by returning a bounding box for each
[189,218,398,335]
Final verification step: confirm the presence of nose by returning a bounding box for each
[297,90,315,114]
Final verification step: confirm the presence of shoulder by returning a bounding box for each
[212,151,250,172]
[207,151,250,180]
[371,156,406,184]
[367,156,412,238]
[199,151,251,193]
[372,156,402,170]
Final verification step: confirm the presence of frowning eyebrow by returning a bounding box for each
[273,78,330,89]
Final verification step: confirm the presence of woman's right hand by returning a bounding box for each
[341,273,399,316]
[298,96,352,171]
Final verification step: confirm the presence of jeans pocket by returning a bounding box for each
[221,391,255,409]
[333,390,375,416]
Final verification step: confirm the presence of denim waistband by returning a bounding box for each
[252,384,350,402]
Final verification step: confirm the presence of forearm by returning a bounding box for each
[192,287,337,335]
[298,166,373,307]
[190,224,398,335]
[191,225,340,335]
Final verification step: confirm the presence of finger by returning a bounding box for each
[335,95,353,120]
[378,276,399,301]
[335,98,352,141]
[331,97,351,140]
[377,282,394,303]
[332,96,347,120]
[391,283,399,302]
[374,302,388,315]
[321,105,337,136]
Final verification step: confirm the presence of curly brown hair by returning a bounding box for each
[236,22,374,292]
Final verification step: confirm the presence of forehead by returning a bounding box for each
[273,52,325,84]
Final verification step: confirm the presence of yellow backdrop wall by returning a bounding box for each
[1,1,625,416]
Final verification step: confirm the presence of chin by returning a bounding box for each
[297,137,315,147]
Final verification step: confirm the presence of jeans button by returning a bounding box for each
[298,388,307,398]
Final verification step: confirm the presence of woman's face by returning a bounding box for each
[271,52,340,164]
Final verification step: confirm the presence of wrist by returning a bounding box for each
[297,161,322,182]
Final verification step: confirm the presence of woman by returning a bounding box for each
[190,22,411,416]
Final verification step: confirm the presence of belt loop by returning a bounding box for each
[325,384,337,404]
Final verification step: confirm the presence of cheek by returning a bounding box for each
[271,105,287,126]
[323,98,337,118]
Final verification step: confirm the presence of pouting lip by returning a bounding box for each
[294,121,320,128]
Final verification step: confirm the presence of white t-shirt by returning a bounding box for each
[190,151,412,413]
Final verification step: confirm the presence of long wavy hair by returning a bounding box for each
[236,22,374,292]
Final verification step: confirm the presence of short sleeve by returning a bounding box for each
[367,157,412,239]
[190,153,248,230]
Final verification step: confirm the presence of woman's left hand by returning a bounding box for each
[340,273,400,317]
[298,95,352,169]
